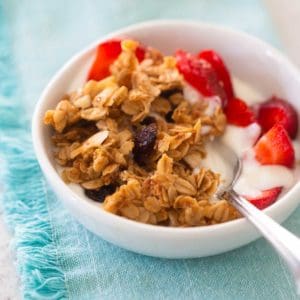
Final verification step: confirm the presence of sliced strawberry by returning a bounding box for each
[135,45,146,62]
[87,40,121,81]
[87,39,145,81]
[198,49,234,100]
[256,96,298,139]
[245,187,282,209]
[224,97,255,127]
[254,123,295,168]
[175,50,227,106]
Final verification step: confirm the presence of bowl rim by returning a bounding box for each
[32,19,300,235]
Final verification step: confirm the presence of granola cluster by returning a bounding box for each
[44,40,239,226]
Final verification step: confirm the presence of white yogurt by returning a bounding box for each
[198,141,234,186]
[221,123,261,157]
[234,150,294,197]
[183,83,201,104]
[183,83,221,116]
[184,78,296,197]
[200,130,295,197]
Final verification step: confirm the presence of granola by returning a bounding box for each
[44,39,240,226]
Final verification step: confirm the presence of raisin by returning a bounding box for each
[84,184,117,202]
[133,123,157,165]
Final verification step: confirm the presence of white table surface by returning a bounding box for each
[1,1,300,298]
[0,210,20,299]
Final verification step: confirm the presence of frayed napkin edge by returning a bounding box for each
[0,131,68,300]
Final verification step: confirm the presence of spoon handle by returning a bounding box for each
[228,189,300,294]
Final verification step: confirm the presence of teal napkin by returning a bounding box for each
[1,1,300,299]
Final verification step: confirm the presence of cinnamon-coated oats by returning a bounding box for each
[44,40,240,226]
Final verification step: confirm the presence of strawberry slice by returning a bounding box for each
[256,96,298,139]
[175,50,227,106]
[245,187,282,209]
[198,49,234,100]
[224,97,255,127]
[87,39,145,81]
[135,45,146,62]
[87,40,121,81]
[254,123,295,168]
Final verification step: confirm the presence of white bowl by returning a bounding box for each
[32,20,300,258]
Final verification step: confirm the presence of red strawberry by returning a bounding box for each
[87,40,121,81]
[224,97,255,127]
[254,123,295,168]
[256,96,298,139]
[135,45,146,62]
[175,50,227,106]
[87,40,145,81]
[198,49,234,100]
[245,187,282,209]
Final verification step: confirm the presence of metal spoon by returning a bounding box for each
[217,141,300,294]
